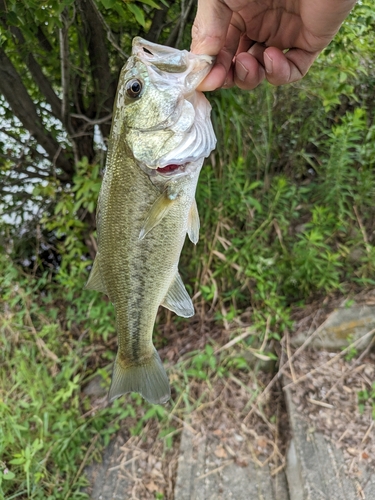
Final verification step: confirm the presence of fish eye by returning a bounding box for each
[126,79,143,98]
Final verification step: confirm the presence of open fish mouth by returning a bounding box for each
[140,160,198,179]
[156,163,183,175]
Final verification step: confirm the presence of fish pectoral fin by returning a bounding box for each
[85,256,107,294]
[187,199,200,245]
[139,188,177,240]
[161,272,194,318]
[108,349,171,405]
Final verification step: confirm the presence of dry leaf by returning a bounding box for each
[145,480,159,493]
[214,446,228,459]
[257,437,268,449]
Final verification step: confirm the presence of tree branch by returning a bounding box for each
[59,7,73,135]
[166,0,195,48]
[0,48,73,176]
[10,27,62,119]
[0,0,62,119]
[76,0,117,139]
[147,3,169,43]
[83,0,127,60]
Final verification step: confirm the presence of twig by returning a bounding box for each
[283,327,375,390]
[306,398,334,409]
[231,375,276,432]
[70,112,112,125]
[322,334,375,401]
[214,327,255,353]
[243,313,334,423]
[361,420,374,445]
[195,460,233,481]
[259,314,271,352]
[270,462,286,476]
[177,0,195,48]
[353,205,371,254]
[169,413,197,435]
[108,452,143,472]
[87,0,127,59]
[285,329,297,384]
[65,433,100,499]
[24,308,60,363]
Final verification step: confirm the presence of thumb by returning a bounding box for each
[191,0,232,55]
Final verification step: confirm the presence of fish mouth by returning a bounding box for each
[139,160,200,180]
[156,163,186,176]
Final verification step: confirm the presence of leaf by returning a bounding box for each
[2,470,15,480]
[100,0,117,8]
[145,480,159,492]
[9,457,25,465]
[126,3,146,27]
[137,0,160,8]
[214,446,228,458]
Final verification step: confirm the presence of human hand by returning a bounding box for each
[191,0,357,91]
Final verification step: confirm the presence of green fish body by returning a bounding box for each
[86,38,216,404]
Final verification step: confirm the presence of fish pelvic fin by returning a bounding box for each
[85,255,107,294]
[139,185,179,240]
[108,349,171,405]
[161,272,194,318]
[187,199,200,245]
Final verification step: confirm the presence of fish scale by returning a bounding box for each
[85,37,216,404]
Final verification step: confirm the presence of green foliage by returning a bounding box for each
[358,383,375,420]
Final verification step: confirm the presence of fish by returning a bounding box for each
[85,37,216,405]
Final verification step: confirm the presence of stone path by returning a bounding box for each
[174,430,289,500]
[284,388,375,500]
[85,432,130,500]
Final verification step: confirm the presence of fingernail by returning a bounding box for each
[264,52,273,74]
[236,61,248,82]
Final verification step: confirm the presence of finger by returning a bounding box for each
[191,0,232,55]
[233,52,265,90]
[263,47,319,85]
[197,50,232,92]
[236,33,254,55]
[197,20,243,91]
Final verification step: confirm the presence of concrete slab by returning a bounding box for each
[284,388,375,500]
[292,304,375,351]
[85,432,130,500]
[174,428,289,500]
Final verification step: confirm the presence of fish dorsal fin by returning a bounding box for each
[187,199,200,244]
[139,184,179,240]
[161,272,194,318]
[85,256,107,294]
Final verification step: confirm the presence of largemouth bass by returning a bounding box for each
[86,37,216,405]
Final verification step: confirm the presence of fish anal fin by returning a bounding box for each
[187,199,200,244]
[161,272,194,318]
[108,349,170,405]
[85,256,107,294]
[139,185,179,240]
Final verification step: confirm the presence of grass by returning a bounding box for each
[0,260,280,498]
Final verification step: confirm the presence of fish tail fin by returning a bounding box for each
[108,349,171,405]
